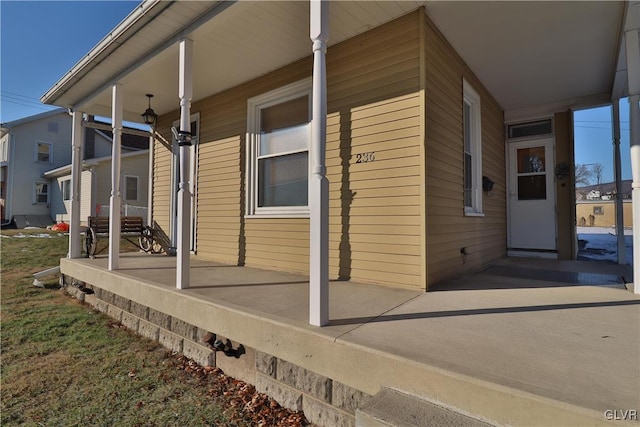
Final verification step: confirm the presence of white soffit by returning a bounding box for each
[425,1,624,113]
[46,1,423,123]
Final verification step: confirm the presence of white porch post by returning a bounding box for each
[309,0,329,327]
[176,38,193,290]
[626,29,640,294]
[147,132,154,227]
[612,101,626,264]
[68,110,84,259]
[109,84,123,271]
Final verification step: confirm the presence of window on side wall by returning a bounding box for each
[463,79,483,216]
[62,179,71,201]
[34,182,49,204]
[246,78,311,217]
[124,175,139,201]
[35,142,52,163]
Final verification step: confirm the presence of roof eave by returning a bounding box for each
[40,0,164,106]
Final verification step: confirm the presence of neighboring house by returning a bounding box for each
[43,150,150,226]
[1,109,74,226]
[576,180,633,201]
[0,109,148,226]
[576,179,634,227]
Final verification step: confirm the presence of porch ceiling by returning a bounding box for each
[42,1,634,123]
[426,1,627,119]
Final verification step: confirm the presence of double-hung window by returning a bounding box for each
[34,182,49,204]
[247,79,311,217]
[463,79,483,216]
[35,142,52,163]
[124,175,139,201]
[62,179,71,201]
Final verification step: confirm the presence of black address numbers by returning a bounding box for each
[355,152,375,163]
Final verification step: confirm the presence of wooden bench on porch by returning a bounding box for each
[83,216,156,257]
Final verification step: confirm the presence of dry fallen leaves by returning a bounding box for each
[167,353,309,427]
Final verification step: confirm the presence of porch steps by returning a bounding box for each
[355,387,493,427]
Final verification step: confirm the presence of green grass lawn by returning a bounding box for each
[0,229,306,427]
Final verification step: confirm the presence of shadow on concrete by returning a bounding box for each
[191,281,308,289]
[329,299,640,326]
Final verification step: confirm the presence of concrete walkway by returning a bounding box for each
[62,254,640,425]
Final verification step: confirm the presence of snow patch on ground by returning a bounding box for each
[577,226,633,265]
[1,233,66,239]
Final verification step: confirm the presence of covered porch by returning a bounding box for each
[61,253,640,426]
[42,1,640,330]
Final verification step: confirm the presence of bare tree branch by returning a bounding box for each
[574,164,593,186]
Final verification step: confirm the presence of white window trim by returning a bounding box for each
[463,79,483,216]
[123,174,139,201]
[34,181,50,204]
[245,78,312,218]
[62,179,71,201]
[34,141,53,164]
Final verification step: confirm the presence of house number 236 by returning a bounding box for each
[355,152,375,163]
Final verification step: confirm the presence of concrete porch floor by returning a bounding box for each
[60,254,640,426]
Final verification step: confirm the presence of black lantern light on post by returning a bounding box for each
[141,94,158,126]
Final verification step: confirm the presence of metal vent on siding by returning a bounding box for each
[507,119,552,139]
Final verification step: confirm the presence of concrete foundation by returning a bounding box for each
[62,276,362,426]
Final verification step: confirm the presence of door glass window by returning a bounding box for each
[518,176,546,200]
[516,147,546,200]
[517,147,545,173]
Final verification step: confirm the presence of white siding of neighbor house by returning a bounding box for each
[92,153,149,214]
[53,155,147,225]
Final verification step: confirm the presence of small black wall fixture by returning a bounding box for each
[482,176,495,192]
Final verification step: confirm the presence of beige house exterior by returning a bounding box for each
[577,201,634,228]
[40,2,640,424]
[148,11,508,290]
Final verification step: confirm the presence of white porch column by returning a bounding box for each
[626,29,640,294]
[612,101,626,264]
[147,132,154,227]
[309,0,329,327]
[176,38,193,290]
[109,84,123,271]
[68,110,84,259]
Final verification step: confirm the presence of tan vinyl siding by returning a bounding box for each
[424,11,506,286]
[151,11,424,288]
[325,11,422,288]
[151,136,173,235]
[196,135,243,264]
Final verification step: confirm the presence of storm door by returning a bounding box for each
[508,138,556,251]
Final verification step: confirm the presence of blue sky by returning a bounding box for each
[574,100,632,183]
[1,1,138,123]
[0,0,632,182]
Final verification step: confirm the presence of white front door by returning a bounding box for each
[508,138,556,251]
